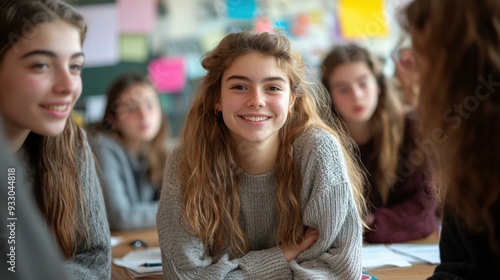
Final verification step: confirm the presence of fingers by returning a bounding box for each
[299,228,319,252]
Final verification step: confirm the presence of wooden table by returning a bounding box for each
[111,229,161,280]
[367,231,440,280]
[112,230,439,279]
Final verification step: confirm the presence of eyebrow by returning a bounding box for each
[331,74,370,88]
[226,75,287,83]
[20,50,84,59]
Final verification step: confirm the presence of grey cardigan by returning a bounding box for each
[157,128,363,279]
[93,134,158,231]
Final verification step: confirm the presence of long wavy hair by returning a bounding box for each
[321,44,405,205]
[179,30,366,258]
[100,73,169,187]
[402,0,500,249]
[0,0,89,258]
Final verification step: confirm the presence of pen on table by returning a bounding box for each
[140,262,162,267]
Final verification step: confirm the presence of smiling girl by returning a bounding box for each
[156,30,366,279]
[0,0,110,278]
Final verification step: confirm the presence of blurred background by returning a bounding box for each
[74,0,412,137]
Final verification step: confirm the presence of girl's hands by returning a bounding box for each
[280,227,319,262]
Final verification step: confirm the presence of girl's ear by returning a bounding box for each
[214,101,221,113]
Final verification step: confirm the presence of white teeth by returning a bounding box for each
[45,105,68,112]
[243,116,268,122]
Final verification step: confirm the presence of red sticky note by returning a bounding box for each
[148,57,186,93]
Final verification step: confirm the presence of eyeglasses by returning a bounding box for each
[113,99,156,120]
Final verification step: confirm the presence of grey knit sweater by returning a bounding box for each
[93,134,158,231]
[63,131,111,279]
[157,129,362,279]
[22,130,112,279]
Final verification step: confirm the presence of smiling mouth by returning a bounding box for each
[242,116,269,122]
[43,105,69,112]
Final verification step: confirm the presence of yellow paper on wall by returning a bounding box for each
[338,0,389,39]
[120,34,149,62]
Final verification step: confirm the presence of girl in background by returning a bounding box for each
[321,44,437,243]
[156,30,366,279]
[94,73,169,231]
[403,0,500,278]
[0,0,110,278]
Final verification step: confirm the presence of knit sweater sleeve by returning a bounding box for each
[62,131,111,279]
[288,129,363,279]
[156,147,292,280]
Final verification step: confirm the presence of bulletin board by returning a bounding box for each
[75,0,404,136]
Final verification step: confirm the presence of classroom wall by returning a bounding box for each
[76,0,408,136]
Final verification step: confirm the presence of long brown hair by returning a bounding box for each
[0,0,89,258]
[179,30,366,258]
[100,73,169,187]
[402,0,500,248]
[321,44,405,205]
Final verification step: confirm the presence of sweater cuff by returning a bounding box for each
[238,247,292,279]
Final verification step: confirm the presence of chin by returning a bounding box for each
[35,125,67,137]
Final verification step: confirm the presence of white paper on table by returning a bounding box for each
[113,247,162,276]
[387,244,440,265]
[362,245,413,270]
[110,236,123,247]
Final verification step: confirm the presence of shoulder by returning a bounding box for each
[90,132,127,157]
[163,144,185,178]
[92,133,122,150]
[161,144,185,196]
[165,144,184,171]
[293,128,347,172]
[293,128,343,157]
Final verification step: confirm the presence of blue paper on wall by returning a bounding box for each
[227,0,257,20]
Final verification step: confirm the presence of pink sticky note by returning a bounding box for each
[254,17,273,33]
[118,0,156,33]
[148,57,186,93]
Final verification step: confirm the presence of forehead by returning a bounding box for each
[329,61,372,83]
[9,20,81,58]
[119,84,156,102]
[222,52,289,82]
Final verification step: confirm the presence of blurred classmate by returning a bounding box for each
[402,0,500,278]
[321,44,437,243]
[0,0,111,279]
[156,30,367,279]
[94,73,169,231]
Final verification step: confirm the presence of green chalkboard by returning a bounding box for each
[81,62,148,96]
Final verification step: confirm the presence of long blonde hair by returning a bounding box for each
[179,30,366,258]
[402,0,500,249]
[321,44,406,205]
[0,0,89,258]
